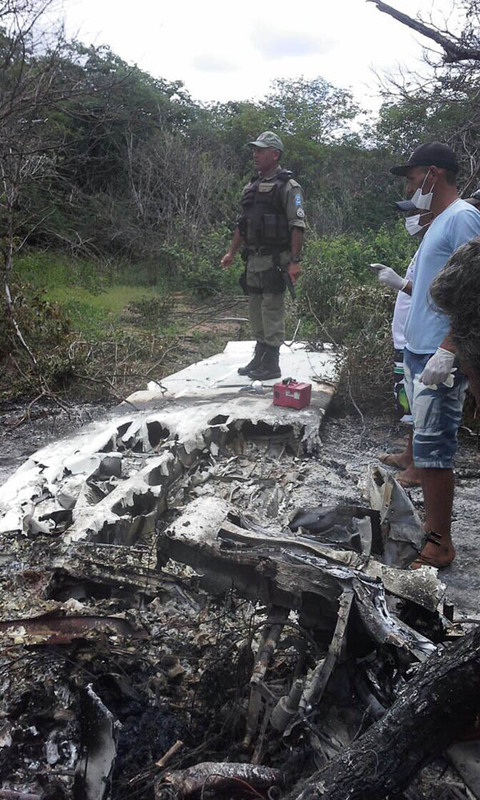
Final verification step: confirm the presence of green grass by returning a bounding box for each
[12,250,179,337]
[50,286,173,336]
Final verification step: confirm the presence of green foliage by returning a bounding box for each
[48,285,173,336]
[54,297,109,337]
[187,227,243,297]
[309,143,402,235]
[299,221,415,338]
[15,251,109,293]
[0,282,75,398]
[154,227,243,298]
[334,283,396,411]
[203,100,274,175]
[297,222,417,412]
[0,285,70,356]
[125,295,175,329]
[373,72,480,191]
[264,77,360,143]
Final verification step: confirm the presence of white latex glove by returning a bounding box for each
[419,347,456,387]
[369,263,408,291]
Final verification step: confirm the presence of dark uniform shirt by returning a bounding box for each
[238,167,306,272]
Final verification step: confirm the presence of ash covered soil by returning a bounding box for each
[1,402,480,799]
[316,411,480,621]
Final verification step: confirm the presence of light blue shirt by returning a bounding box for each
[405,199,480,354]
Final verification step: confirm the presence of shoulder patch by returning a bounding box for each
[296,208,305,218]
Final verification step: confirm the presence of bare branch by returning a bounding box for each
[367,0,480,62]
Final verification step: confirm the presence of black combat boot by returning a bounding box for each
[248,344,281,380]
[238,342,266,376]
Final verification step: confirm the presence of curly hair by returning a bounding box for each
[430,238,480,376]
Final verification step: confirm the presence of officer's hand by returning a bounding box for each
[369,263,408,292]
[420,347,456,387]
[288,262,302,284]
[221,252,234,269]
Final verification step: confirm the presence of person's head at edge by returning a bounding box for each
[465,189,480,210]
[248,131,283,177]
[430,238,480,403]
[391,142,459,216]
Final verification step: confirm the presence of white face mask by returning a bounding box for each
[409,170,434,210]
[404,214,430,236]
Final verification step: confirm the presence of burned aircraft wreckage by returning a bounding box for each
[0,342,478,800]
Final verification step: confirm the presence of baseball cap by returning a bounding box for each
[390,142,459,176]
[248,131,284,152]
[395,200,418,212]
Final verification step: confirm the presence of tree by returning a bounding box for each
[368,1,480,63]
[264,77,360,144]
[286,623,480,800]
[0,0,76,364]
[368,1,480,191]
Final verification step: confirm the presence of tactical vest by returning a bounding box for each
[239,169,292,250]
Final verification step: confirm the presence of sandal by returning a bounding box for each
[409,531,455,570]
[397,474,422,489]
[378,453,405,469]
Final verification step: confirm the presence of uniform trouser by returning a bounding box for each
[246,267,285,348]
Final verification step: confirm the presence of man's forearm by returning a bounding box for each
[227,227,242,257]
[290,227,304,260]
[439,332,456,354]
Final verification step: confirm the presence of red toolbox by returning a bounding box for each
[273,379,312,410]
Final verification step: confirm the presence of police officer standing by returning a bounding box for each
[221,131,306,380]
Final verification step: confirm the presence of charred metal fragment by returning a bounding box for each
[161,497,444,631]
[243,606,288,751]
[73,685,118,800]
[364,464,425,567]
[0,612,147,646]
[300,589,353,712]
[158,762,284,799]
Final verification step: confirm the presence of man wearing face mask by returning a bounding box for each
[388,142,480,569]
[370,201,433,488]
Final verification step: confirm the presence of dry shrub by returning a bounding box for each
[332,282,396,413]
[0,283,75,400]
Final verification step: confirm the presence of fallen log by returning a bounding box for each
[284,624,480,800]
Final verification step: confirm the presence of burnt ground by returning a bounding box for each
[1,400,480,799]
[317,409,480,621]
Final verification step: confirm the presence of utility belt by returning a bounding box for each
[239,251,289,296]
[246,247,288,258]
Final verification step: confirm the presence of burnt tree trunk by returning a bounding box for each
[286,624,480,800]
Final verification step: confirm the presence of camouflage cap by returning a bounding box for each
[248,131,284,152]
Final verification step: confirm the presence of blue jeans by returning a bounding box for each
[403,348,467,469]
